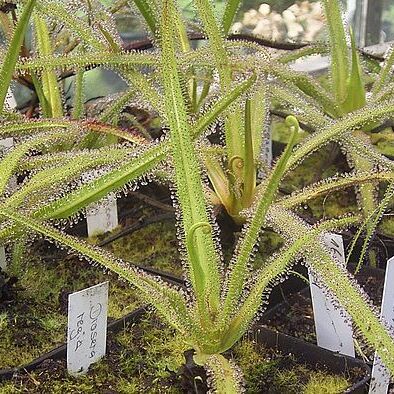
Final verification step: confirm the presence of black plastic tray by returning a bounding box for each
[251,325,370,393]
[0,307,370,392]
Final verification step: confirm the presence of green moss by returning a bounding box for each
[233,340,351,394]
[379,216,394,237]
[115,312,187,379]
[304,372,349,394]
[370,130,394,158]
[0,250,141,369]
[272,120,308,145]
[105,220,183,277]
[0,383,19,394]
[254,231,284,268]
[0,312,354,393]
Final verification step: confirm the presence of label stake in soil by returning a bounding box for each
[0,91,17,270]
[67,282,109,376]
[0,247,5,271]
[369,257,394,394]
[309,233,355,356]
[86,195,118,236]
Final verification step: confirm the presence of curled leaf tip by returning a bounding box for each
[187,221,212,241]
[285,115,300,132]
[229,155,244,171]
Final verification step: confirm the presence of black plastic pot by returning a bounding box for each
[260,264,389,393]
[250,325,371,393]
[262,265,386,322]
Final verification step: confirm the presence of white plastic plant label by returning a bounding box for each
[86,195,118,237]
[5,89,16,109]
[369,257,394,394]
[1,91,16,150]
[0,137,13,150]
[0,246,6,270]
[82,172,118,237]
[67,282,109,375]
[309,233,355,357]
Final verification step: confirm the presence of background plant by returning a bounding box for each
[2,0,394,392]
[266,0,394,267]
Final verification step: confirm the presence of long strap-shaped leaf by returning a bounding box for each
[0,119,146,144]
[221,116,299,321]
[36,75,256,220]
[0,0,36,111]
[270,83,329,128]
[322,0,350,105]
[203,354,242,393]
[220,210,360,352]
[160,0,221,321]
[269,62,340,118]
[194,0,230,87]
[371,45,394,96]
[286,100,394,171]
[352,181,394,273]
[278,44,329,64]
[193,0,245,164]
[35,142,166,220]
[0,206,195,336]
[347,133,394,171]
[36,1,106,50]
[33,13,63,117]
[0,129,81,194]
[72,69,85,120]
[5,152,133,209]
[17,51,157,72]
[17,146,132,172]
[279,171,394,208]
[221,0,241,35]
[129,0,158,36]
[342,30,366,112]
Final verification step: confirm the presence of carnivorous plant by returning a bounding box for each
[1,1,394,392]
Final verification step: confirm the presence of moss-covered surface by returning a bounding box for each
[0,209,183,370]
[0,311,352,393]
[0,248,141,369]
[234,340,349,394]
[105,219,183,277]
[0,217,357,392]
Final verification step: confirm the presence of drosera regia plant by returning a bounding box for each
[2,0,394,392]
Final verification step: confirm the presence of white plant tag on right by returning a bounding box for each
[309,233,355,357]
[369,257,394,394]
